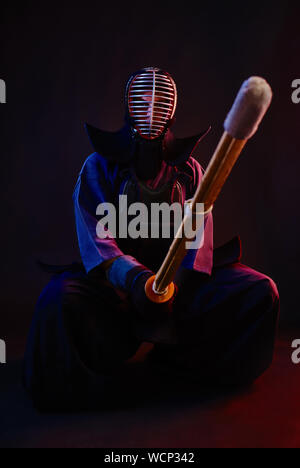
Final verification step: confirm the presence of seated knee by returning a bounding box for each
[261,276,279,303]
[36,271,83,310]
[251,274,280,311]
[238,265,279,305]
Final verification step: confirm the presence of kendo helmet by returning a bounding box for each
[125,67,177,140]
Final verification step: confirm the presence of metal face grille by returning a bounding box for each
[128,68,177,140]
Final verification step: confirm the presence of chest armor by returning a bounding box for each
[117,176,185,272]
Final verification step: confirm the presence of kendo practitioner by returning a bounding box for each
[23,67,279,411]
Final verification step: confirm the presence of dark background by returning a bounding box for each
[0,1,299,346]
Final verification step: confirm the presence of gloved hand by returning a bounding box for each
[127,267,175,322]
[105,256,176,342]
[106,255,174,320]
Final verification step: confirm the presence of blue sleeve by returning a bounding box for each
[73,153,124,273]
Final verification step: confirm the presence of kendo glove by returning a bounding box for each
[105,255,174,322]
